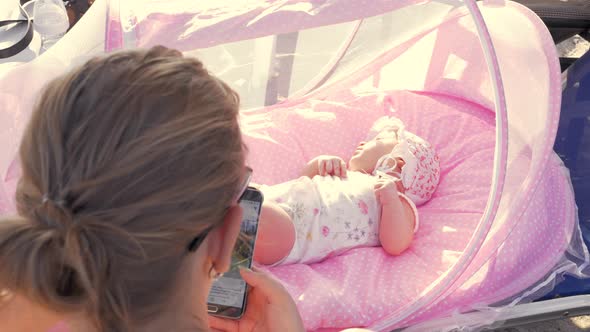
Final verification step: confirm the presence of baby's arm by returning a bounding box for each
[374,179,416,255]
[301,155,347,178]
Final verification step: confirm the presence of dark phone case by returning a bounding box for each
[207,187,264,319]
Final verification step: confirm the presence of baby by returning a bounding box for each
[253,116,440,266]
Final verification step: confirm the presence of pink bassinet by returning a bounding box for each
[1,0,588,331]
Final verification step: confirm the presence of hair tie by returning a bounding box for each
[42,194,66,208]
[37,194,71,230]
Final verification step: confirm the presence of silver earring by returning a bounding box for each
[209,265,223,280]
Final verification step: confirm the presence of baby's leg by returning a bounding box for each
[253,200,295,265]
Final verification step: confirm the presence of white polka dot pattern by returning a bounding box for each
[244,90,499,330]
[396,154,575,328]
[243,87,576,331]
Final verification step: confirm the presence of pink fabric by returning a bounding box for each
[244,89,572,331]
[105,0,123,51]
[385,2,568,328]
[105,0,423,52]
[0,60,65,214]
[402,155,575,328]
[245,90,496,330]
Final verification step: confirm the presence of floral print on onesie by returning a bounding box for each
[260,172,382,265]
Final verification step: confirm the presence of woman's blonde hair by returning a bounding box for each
[0,46,245,331]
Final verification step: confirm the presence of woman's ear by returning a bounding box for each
[207,205,243,274]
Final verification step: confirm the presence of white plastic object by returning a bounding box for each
[33,0,69,53]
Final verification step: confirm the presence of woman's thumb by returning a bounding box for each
[239,267,290,302]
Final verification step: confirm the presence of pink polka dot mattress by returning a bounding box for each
[241,88,576,331]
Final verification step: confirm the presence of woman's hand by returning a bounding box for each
[209,266,305,332]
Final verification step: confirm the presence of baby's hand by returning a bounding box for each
[374,178,400,206]
[316,155,347,178]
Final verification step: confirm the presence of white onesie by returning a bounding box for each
[260,172,419,266]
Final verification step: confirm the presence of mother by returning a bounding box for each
[0,46,304,331]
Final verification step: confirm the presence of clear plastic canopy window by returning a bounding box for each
[0,0,587,331]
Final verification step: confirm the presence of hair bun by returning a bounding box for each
[34,196,74,231]
[30,195,108,311]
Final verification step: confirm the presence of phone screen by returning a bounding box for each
[207,188,262,318]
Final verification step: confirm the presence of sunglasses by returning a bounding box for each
[187,166,253,252]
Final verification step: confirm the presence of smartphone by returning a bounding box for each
[207,187,263,319]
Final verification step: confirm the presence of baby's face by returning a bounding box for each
[349,136,397,173]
